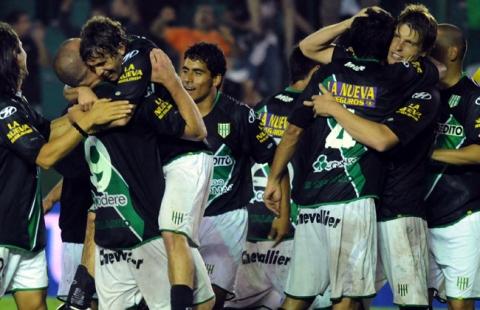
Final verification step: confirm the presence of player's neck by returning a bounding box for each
[440,64,463,89]
[196,89,218,116]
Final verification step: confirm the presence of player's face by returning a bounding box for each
[86,52,123,82]
[180,58,215,103]
[16,40,28,79]
[387,24,424,64]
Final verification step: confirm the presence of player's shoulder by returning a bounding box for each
[218,92,256,121]
[122,35,157,64]
[0,96,22,119]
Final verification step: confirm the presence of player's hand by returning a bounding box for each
[149,48,178,88]
[268,215,291,248]
[304,84,338,117]
[77,87,98,111]
[88,99,134,127]
[264,179,282,216]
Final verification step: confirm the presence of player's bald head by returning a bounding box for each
[436,24,467,60]
[53,38,89,87]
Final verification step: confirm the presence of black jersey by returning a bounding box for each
[203,92,276,217]
[54,137,92,243]
[0,95,50,252]
[425,76,480,227]
[112,36,208,163]
[87,83,187,249]
[289,53,437,207]
[247,87,300,241]
[377,87,440,221]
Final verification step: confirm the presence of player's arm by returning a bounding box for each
[431,144,480,165]
[299,7,380,64]
[43,179,63,214]
[36,99,133,169]
[264,124,304,213]
[306,84,399,151]
[432,91,480,165]
[149,48,206,141]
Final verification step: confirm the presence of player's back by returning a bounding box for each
[290,56,437,206]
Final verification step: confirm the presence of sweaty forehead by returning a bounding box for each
[184,58,209,71]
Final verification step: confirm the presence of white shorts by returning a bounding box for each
[226,239,332,309]
[159,153,213,246]
[0,247,48,296]
[285,198,377,300]
[57,243,84,301]
[198,208,248,298]
[95,238,214,309]
[377,217,429,306]
[225,239,292,309]
[428,211,480,300]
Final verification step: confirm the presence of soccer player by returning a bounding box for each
[179,42,278,309]
[298,5,440,309]
[264,9,438,310]
[425,24,480,310]
[55,37,215,308]
[0,22,132,310]
[225,46,324,309]
[78,16,214,310]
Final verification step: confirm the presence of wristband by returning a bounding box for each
[72,122,89,138]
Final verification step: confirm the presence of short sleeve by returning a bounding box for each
[112,48,152,103]
[240,105,276,164]
[138,86,186,137]
[464,90,480,144]
[0,103,47,164]
[384,88,440,146]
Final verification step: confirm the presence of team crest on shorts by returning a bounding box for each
[218,123,231,138]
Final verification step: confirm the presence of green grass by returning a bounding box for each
[0,297,62,309]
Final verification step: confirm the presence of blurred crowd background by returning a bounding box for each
[0,0,479,119]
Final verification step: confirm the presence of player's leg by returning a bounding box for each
[281,207,330,310]
[326,199,377,310]
[198,208,248,309]
[160,153,213,310]
[132,239,215,310]
[2,248,48,310]
[13,290,47,310]
[56,242,83,302]
[63,211,97,309]
[95,245,141,309]
[429,212,480,310]
[378,217,429,308]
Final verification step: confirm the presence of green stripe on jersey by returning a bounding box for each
[85,137,145,240]
[425,115,466,199]
[27,176,42,250]
[208,144,236,206]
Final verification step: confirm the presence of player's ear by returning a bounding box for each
[448,46,459,62]
[118,43,126,56]
[212,74,222,88]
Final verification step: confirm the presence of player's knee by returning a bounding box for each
[449,299,474,310]
[193,296,215,310]
[14,291,47,310]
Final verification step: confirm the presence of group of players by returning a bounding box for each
[0,2,479,310]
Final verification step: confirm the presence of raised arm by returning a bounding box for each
[150,48,207,141]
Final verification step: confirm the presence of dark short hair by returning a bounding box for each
[79,16,127,63]
[184,42,226,79]
[289,46,318,83]
[397,4,437,53]
[348,9,395,60]
[0,22,21,98]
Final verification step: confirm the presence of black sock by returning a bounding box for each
[171,285,193,310]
